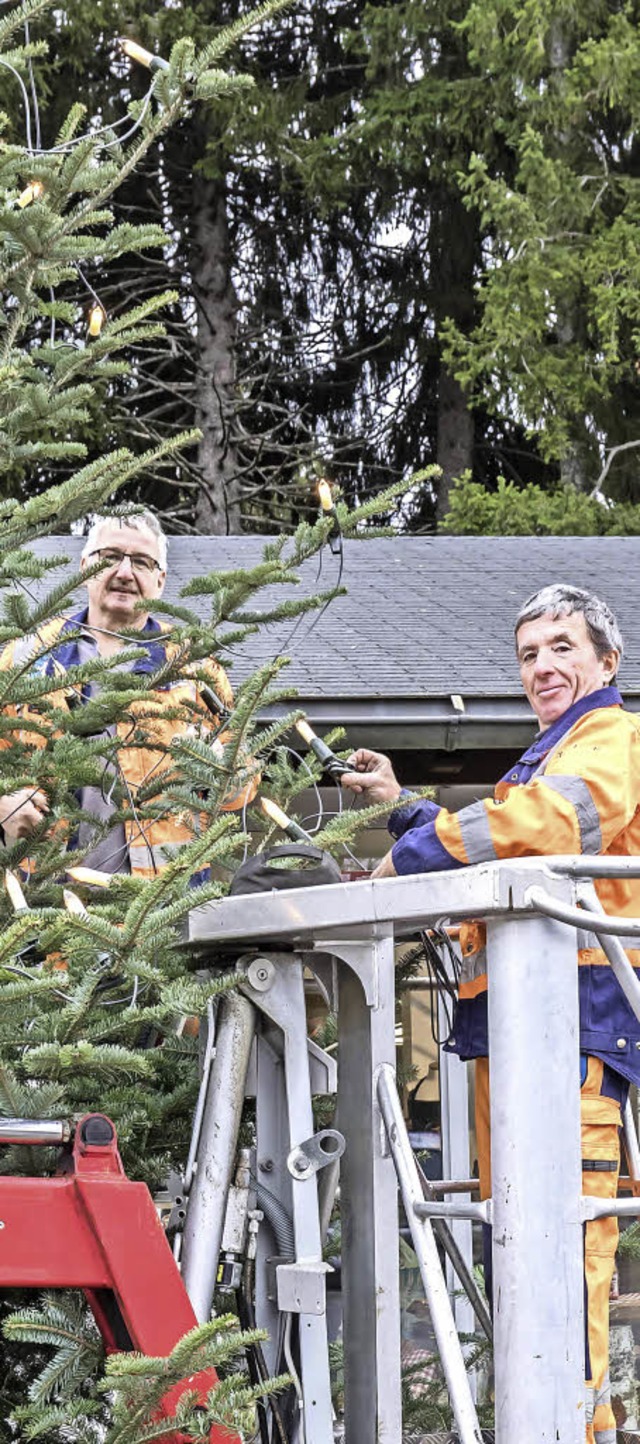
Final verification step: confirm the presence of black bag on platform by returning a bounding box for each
[229,844,341,895]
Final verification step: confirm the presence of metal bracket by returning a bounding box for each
[494,861,577,914]
[288,1129,346,1181]
[276,1259,332,1315]
[315,927,394,1009]
[155,1169,188,1232]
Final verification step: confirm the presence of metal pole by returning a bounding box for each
[486,905,585,1444]
[0,1119,70,1145]
[439,989,477,1345]
[377,1064,484,1444]
[181,989,257,1321]
[243,952,335,1444]
[335,931,402,1444]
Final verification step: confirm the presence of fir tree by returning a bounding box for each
[0,8,434,1436]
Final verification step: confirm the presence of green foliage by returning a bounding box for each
[5,1303,289,1444]
[442,473,640,535]
[442,0,640,493]
[617,1220,640,1260]
[4,1293,103,1406]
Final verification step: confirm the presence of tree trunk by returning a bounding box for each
[436,364,475,519]
[550,17,590,492]
[432,190,476,523]
[191,173,243,534]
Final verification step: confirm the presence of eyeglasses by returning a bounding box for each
[89,548,162,575]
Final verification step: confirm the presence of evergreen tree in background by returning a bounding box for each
[10,0,560,535]
[442,0,640,501]
[6,0,640,535]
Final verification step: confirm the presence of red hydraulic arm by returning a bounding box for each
[0,1114,239,1444]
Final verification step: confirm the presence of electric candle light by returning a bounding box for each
[17,180,44,208]
[260,796,312,843]
[4,870,29,913]
[66,865,113,889]
[295,719,314,745]
[88,303,106,337]
[317,480,334,513]
[119,37,170,72]
[317,479,342,554]
[51,658,80,710]
[63,889,89,919]
[294,718,349,778]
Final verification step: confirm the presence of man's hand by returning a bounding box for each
[371,849,397,880]
[340,748,402,804]
[0,788,49,844]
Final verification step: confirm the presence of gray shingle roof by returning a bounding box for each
[28,535,640,705]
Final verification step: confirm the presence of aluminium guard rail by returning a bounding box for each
[6,857,640,1443]
[184,855,640,1444]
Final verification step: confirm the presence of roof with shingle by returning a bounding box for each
[30,535,640,707]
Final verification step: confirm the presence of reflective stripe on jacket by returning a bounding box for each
[388,688,640,1085]
[0,611,257,881]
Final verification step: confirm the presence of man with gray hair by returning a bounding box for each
[0,511,253,878]
[342,583,639,1444]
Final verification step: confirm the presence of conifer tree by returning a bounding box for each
[0,6,432,1435]
[441,0,640,500]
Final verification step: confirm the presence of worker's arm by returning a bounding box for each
[388,796,441,838]
[341,749,444,879]
[391,709,640,876]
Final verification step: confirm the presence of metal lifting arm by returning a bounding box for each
[0,1113,239,1444]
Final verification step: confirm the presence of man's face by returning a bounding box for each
[81,522,166,629]
[516,610,619,731]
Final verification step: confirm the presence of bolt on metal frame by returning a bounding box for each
[184,856,640,1444]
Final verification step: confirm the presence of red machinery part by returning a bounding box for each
[0,1113,239,1444]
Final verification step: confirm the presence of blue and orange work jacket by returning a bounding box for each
[0,609,256,882]
[388,688,640,1087]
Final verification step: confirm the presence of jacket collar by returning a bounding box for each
[52,608,167,675]
[497,686,624,789]
[520,685,623,765]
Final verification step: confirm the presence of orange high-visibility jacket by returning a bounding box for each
[388,688,640,1083]
[0,610,257,881]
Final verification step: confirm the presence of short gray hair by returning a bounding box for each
[515,584,623,662]
[81,511,168,570]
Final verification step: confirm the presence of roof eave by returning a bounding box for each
[260,694,640,752]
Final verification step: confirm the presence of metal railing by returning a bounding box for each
[7,856,640,1441]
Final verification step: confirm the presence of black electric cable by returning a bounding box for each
[240,1256,290,1444]
[235,1282,270,1444]
[419,927,460,1046]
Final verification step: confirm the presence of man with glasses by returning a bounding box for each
[0,511,252,878]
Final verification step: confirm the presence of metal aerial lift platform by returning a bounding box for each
[5,856,640,1443]
[179,855,640,1443]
